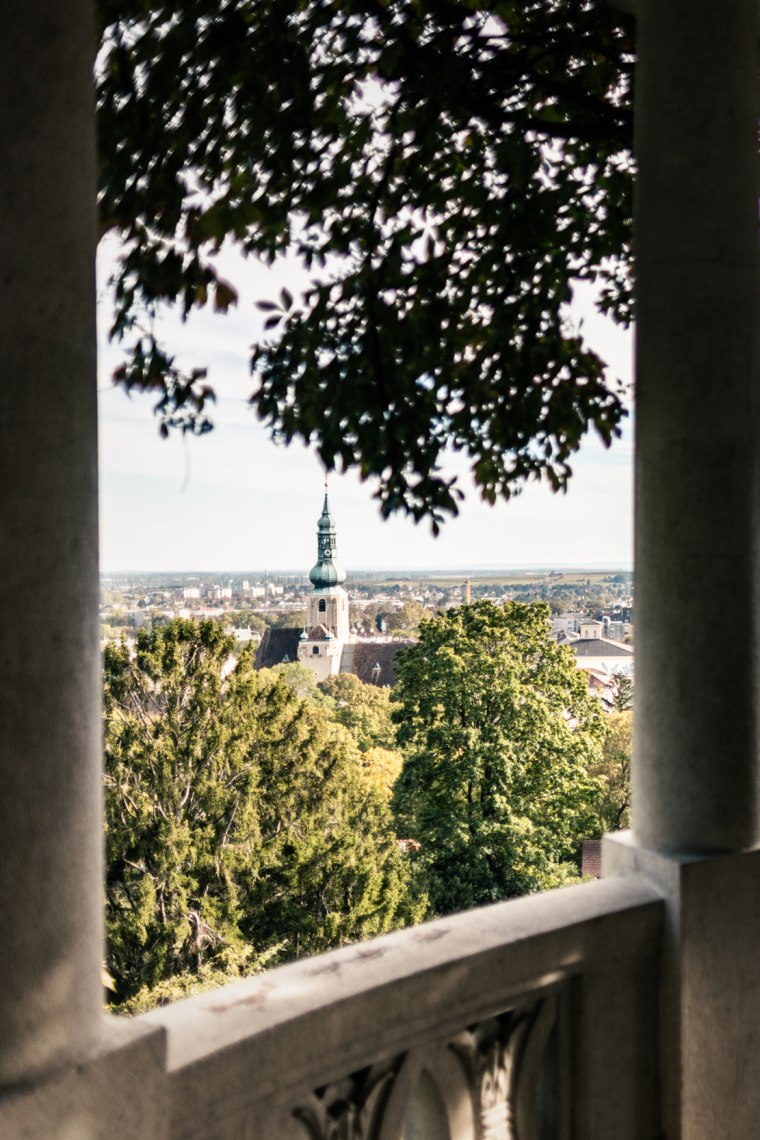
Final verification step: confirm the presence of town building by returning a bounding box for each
[571,634,635,677]
[551,611,587,637]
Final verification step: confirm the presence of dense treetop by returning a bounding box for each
[97,0,635,528]
[104,619,422,1009]
[319,672,397,752]
[102,609,624,1007]
[392,601,606,911]
[590,708,631,833]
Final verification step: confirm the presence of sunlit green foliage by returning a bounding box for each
[382,600,431,637]
[319,672,397,751]
[104,619,423,1010]
[392,601,606,913]
[590,709,631,833]
[318,674,403,798]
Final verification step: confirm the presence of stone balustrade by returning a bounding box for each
[139,875,662,1140]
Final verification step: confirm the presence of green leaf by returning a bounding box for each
[98,0,635,524]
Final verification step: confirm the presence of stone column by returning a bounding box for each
[0,2,102,1085]
[606,3,760,1135]
[633,0,760,853]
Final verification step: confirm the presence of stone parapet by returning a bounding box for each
[140,877,662,1139]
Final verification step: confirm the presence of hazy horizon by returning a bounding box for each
[101,562,633,578]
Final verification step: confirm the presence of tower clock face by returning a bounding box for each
[323,545,332,558]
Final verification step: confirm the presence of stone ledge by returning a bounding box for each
[0,1018,167,1140]
[604,832,760,1138]
[140,876,663,1137]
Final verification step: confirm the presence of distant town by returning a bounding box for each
[97,494,636,1007]
[101,568,632,634]
[101,565,634,693]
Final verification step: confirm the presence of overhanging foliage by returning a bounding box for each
[97,0,635,527]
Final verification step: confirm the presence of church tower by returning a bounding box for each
[297,491,349,680]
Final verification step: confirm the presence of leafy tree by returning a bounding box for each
[270,610,307,630]
[392,601,605,913]
[104,619,422,1009]
[361,747,405,801]
[96,0,634,525]
[102,610,128,628]
[611,668,633,712]
[272,661,334,705]
[226,610,269,635]
[383,599,431,636]
[589,709,631,833]
[319,673,397,752]
[316,674,404,799]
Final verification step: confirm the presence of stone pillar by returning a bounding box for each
[0,2,102,1085]
[606,3,760,1135]
[633,0,760,853]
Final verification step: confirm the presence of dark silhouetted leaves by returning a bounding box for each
[98,0,635,522]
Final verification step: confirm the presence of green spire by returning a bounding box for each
[309,490,346,588]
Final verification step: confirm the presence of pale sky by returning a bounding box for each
[97,244,634,574]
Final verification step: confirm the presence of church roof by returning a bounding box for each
[571,638,634,657]
[309,562,345,587]
[254,627,302,670]
[339,640,413,687]
[317,494,335,531]
[304,624,333,641]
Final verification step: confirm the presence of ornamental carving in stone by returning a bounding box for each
[294,1059,402,1140]
[450,998,558,1140]
[293,995,558,1140]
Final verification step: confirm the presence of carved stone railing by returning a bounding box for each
[140,876,662,1140]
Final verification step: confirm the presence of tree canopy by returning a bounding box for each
[103,619,423,1009]
[319,673,404,796]
[590,709,631,833]
[319,672,397,751]
[391,601,606,912]
[96,0,635,527]
[381,599,431,636]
